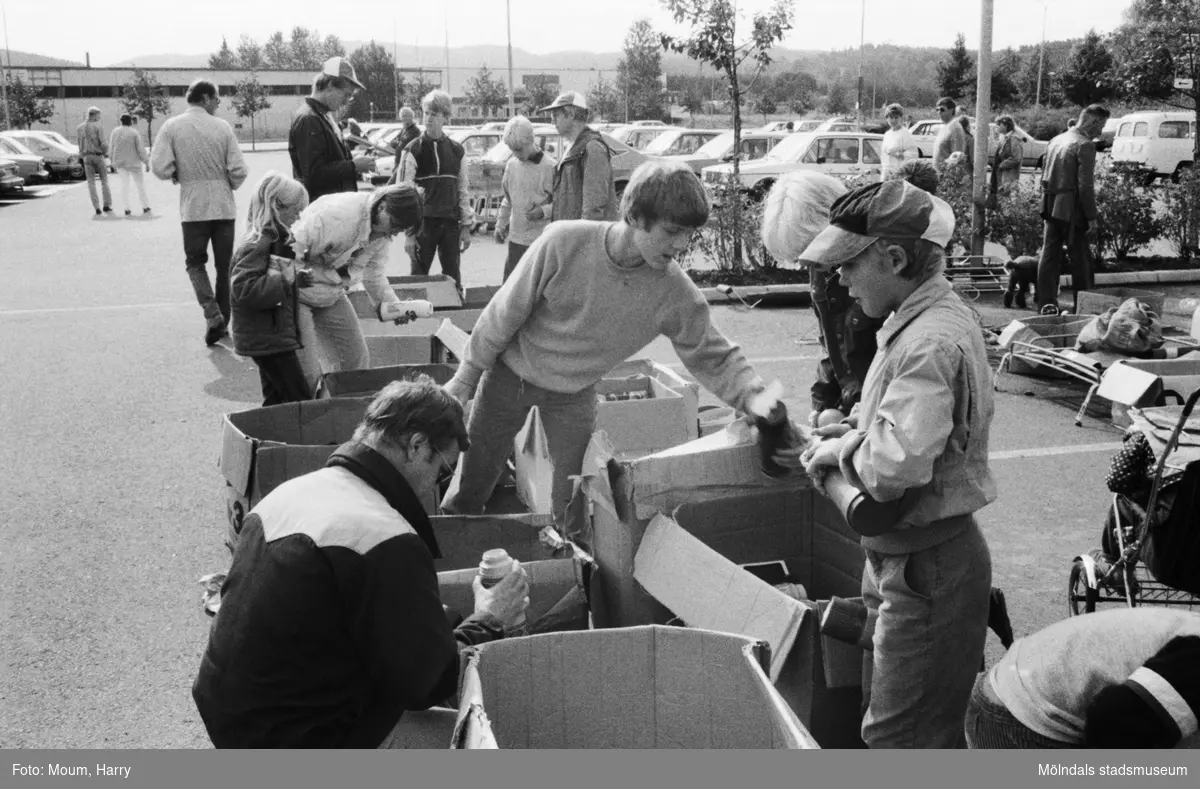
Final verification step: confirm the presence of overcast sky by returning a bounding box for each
[4,0,1132,67]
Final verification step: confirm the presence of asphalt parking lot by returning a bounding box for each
[0,149,1192,747]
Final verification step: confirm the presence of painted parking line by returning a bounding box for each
[989,442,1116,461]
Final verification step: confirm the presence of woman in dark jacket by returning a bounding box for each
[229,171,313,406]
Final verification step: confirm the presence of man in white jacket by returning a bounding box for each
[494,116,555,281]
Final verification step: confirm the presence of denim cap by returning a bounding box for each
[799,180,955,268]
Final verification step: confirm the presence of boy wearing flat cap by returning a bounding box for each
[780,179,998,748]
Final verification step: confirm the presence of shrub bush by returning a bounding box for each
[1160,165,1200,258]
[1091,160,1162,261]
[1010,105,1070,141]
[988,180,1045,258]
[935,157,975,255]
[684,173,773,270]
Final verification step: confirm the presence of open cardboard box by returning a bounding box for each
[594,376,692,459]
[346,274,464,318]
[607,359,700,441]
[462,284,502,309]
[364,333,441,366]
[438,557,592,636]
[430,512,570,570]
[1098,353,1200,427]
[997,313,1103,378]
[314,363,457,399]
[451,625,818,749]
[358,308,484,338]
[568,429,866,747]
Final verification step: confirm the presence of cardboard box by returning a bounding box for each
[314,364,457,399]
[430,513,568,571]
[451,625,818,749]
[1076,287,1166,319]
[512,406,554,515]
[1099,355,1200,427]
[380,707,458,749]
[569,429,866,747]
[606,358,701,441]
[997,314,1100,378]
[220,398,375,537]
[594,376,691,459]
[365,333,439,366]
[462,285,502,309]
[346,274,464,318]
[438,557,591,636]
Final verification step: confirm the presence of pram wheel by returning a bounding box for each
[1068,559,1098,616]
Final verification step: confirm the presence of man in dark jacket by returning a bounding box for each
[396,89,475,290]
[540,91,618,222]
[1036,103,1110,314]
[289,57,377,202]
[192,378,531,748]
[387,106,421,184]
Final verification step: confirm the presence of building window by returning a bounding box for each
[39,86,63,98]
[219,85,236,96]
[169,85,187,97]
[64,86,83,98]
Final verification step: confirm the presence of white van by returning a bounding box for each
[1110,111,1196,182]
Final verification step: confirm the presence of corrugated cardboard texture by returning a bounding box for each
[359,308,483,337]
[434,319,471,365]
[634,514,806,682]
[575,430,867,748]
[364,334,437,366]
[462,285,501,309]
[347,274,464,316]
[382,707,457,749]
[594,377,690,457]
[314,364,457,399]
[432,513,564,570]
[455,626,817,749]
[437,558,590,635]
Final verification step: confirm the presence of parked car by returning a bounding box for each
[642,128,726,158]
[758,121,798,133]
[1110,111,1196,182]
[608,124,671,151]
[477,122,508,133]
[630,120,670,128]
[669,130,788,174]
[451,128,503,158]
[465,124,563,199]
[0,136,49,184]
[907,118,1047,168]
[1095,117,1121,153]
[368,127,502,186]
[0,157,24,194]
[2,130,84,180]
[700,131,885,196]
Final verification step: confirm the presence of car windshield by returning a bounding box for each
[0,137,33,156]
[764,133,813,162]
[795,121,822,133]
[642,131,686,155]
[694,132,735,157]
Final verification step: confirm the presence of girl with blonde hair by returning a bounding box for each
[229,171,313,405]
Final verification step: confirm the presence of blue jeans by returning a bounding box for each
[295,292,370,394]
[443,361,596,524]
[82,154,111,211]
[861,519,992,748]
[412,217,462,289]
[182,220,235,324]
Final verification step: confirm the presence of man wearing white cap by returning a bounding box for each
[289,57,376,202]
[779,180,997,749]
[539,91,617,222]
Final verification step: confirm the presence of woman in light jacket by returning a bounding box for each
[288,183,424,391]
[880,104,918,180]
[992,115,1024,190]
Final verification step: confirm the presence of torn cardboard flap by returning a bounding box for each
[453,626,817,749]
[634,513,807,683]
[512,406,554,515]
[435,318,471,363]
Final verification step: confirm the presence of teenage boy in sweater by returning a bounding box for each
[443,159,772,523]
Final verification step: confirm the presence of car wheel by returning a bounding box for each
[1172,164,1191,184]
[69,164,85,179]
[1142,172,1158,188]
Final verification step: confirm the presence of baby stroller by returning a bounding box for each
[1068,389,1200,615]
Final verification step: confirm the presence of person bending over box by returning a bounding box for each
[442,159,774,524]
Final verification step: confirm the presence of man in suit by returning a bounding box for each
[1036,104,1110,314]
[289,57,377,203]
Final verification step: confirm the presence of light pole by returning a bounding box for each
[0,3,10,130]
[856,0,865,124]
[1035,1,1053,107]
[370,101,376,122]
[506,0,515,119]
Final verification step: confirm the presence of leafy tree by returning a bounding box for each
[522,76,558,118]
[754,92,777,122]
[264,32,291,69]
[3,74,55,129]
[936,33,974,100]
[346,42,397,121]
[1059,29,1115,106]
[236,36,264,70]
[119,68,172,145]
[208,37,237,69]
[661,0,794,270]
[680,84,704,121]
[774,68,817,114]
[464,65,508,118]
[588,75,623,122]
[989,48,1022,106]
[1020,45,1059,105]
[320,34,346,61]
[408,71,440,110]
[618,19,666,121]
[1110,0,1200,157]
[824,81,850,115]
[232,73,272,151]
[289,27,322,71]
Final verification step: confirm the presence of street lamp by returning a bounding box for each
[856,0,866,124]
[1035,1,1055,107]
[370,101,376,122]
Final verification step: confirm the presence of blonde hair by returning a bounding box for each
[503,115,535,151]
[760,171,847,262]
[244,171,308,244]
